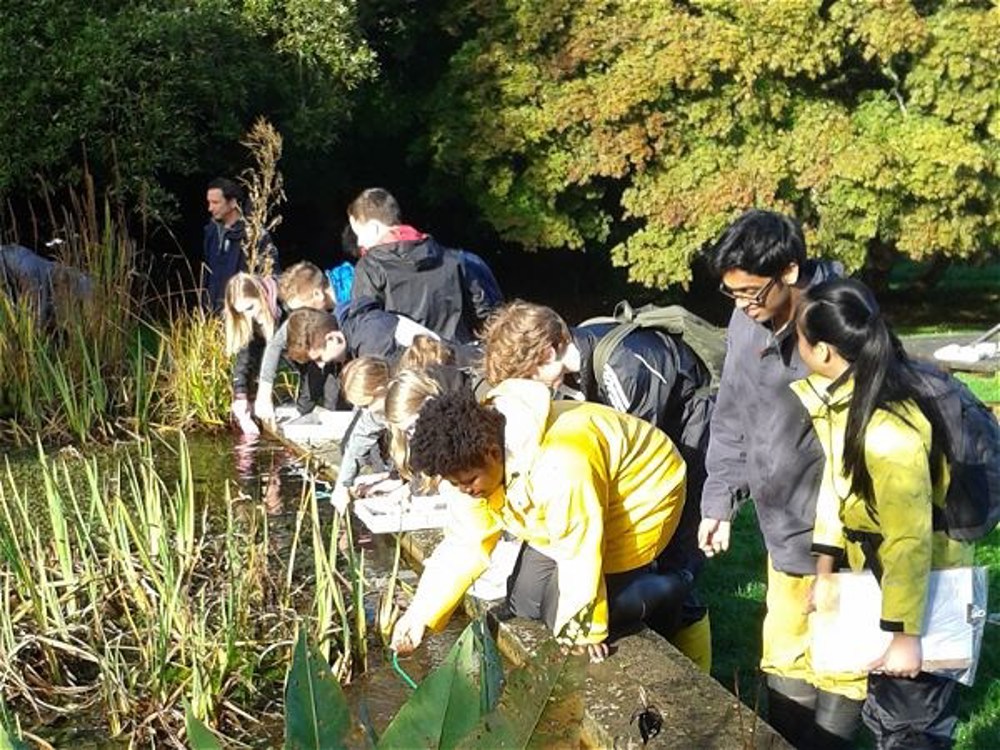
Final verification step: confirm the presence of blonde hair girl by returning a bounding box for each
[384,368,444,481]
[223,273,279,355]
[397,335,456,373]
[330,356,395,512]
[222,273,279,434]
[341,356,392,408]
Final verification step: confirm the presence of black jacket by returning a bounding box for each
[570,323,715,575]
[202,219,278,311]
[351,230,493,343]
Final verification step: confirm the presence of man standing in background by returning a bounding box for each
[203,177,278,311]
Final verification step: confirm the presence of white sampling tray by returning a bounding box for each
[352,488,451,533]
[276,407,356,445]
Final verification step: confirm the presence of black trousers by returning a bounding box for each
[766,674,863,750]
[863,672,958,750]
[504,543,703,642]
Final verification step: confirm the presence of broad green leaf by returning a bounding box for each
[458,637,586,749]
[284,629,351,750]
[0,725,29,750]
[183,705,223,750]
[378,621,483,749]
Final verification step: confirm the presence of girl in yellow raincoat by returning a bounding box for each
[389,379,704,667]
[794,278,973,749]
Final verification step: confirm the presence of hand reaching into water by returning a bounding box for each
[231,397,260,436]
[253,384,276,430]
[391,610,426,655]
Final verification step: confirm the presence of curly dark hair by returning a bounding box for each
[408,389,505,478]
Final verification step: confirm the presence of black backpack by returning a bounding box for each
[911,362,1000,542]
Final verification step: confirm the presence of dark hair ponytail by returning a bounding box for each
[798,279,930,502]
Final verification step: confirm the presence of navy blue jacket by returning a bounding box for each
[202,219,278,311]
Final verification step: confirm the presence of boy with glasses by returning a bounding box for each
[698,210,862,749]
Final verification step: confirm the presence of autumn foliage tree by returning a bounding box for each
[426,0,1000,288]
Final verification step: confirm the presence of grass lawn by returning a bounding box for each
[699,508,1000,749]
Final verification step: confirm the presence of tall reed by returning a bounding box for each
[0,437,370,747]
[155,303,232,429]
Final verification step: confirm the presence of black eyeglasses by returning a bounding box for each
[718,276,778,306]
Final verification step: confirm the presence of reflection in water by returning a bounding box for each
[230,431,302,516]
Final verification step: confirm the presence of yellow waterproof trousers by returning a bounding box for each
[760,558,866,701]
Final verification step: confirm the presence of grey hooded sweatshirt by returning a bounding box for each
[700,259,843,576]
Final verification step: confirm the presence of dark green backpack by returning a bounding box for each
[583,301,727,394]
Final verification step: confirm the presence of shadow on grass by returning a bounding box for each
[698,506,768,712]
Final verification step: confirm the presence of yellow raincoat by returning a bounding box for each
[407,379,687,644]
[792,374,973,636]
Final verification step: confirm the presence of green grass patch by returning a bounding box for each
[700,514,1000,748]
[955,372,1000,406]
[889,261,1000,292]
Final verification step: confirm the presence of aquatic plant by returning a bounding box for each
[0,182,151,445]
[0,436,370,747]
[187,618,585,749]
[155,303,232,430]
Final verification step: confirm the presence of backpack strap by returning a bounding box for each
[592,321,641,385]
[843,528,884,583]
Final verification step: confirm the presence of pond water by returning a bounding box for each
[2,430,472,746]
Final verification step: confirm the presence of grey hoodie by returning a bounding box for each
[700,260,843,575]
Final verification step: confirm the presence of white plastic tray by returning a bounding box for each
[352,490,451,533]
[277,407,355,444]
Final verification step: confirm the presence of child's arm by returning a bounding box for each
[332,408,386,511]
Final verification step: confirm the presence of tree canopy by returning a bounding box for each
[425,0,1000,287]
[0,0,375,220]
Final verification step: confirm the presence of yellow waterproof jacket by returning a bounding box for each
[791,374,972,635]
[407,379,687,643]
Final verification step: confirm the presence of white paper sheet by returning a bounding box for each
[810,568,983,677]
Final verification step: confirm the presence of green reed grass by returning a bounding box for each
[0,437,372,747]
[156,305,232,430]
[0,182,235,444]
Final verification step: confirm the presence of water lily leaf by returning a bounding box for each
[378,621,482,749]
[457,637,586,749]
[183,705,223,750]
[284,628,351,750]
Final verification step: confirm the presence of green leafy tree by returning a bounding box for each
[426,0,1000,287]
[0,0,375,220]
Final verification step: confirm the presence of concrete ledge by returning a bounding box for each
[402,529,791,749]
